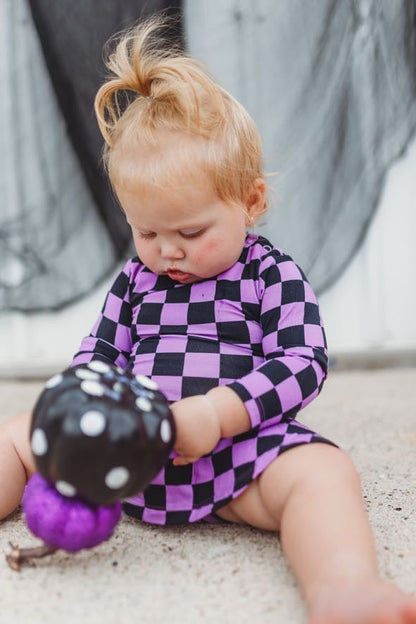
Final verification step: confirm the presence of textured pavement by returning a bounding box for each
[0,368,415,623]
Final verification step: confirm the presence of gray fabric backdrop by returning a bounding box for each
[1,0,416,312]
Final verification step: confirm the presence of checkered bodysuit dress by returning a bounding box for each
[72,234,334,524]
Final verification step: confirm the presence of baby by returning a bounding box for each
[1,16,415,624]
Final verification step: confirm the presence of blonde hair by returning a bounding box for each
[95,15,267,216]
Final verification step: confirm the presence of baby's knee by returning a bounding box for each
[307,444,361,488]
[259,444,362,516]
[295,444,362,497]
[3,410,31,437]
[2,411,35,476]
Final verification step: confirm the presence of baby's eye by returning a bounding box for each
[179,228,206,239]
[137,231,156,240]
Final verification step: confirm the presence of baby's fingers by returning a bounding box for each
[172,456,195,467]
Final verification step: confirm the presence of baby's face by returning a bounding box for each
[115,169,250,284]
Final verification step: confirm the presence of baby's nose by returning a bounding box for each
[160,240,185,260]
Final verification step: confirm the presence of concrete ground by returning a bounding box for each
[0,368,415,623]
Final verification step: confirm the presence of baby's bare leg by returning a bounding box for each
[216,443,416,624]
[0,412,35,519]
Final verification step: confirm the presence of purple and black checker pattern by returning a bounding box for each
[72,234,334,525]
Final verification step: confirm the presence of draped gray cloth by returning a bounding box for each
[0,0,182,312]
[0,0,115,312]
[1,0,415,312]
[185,0,416,292]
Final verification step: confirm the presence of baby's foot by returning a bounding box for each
[309,579,416,624]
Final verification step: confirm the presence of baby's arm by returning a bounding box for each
[72,260,134,369]
[173,251,327,464]
[227,251,327,430]
[0,263,135,520]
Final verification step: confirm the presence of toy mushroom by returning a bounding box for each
[6,362,175,570]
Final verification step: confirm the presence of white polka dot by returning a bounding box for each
[160,419,172,443]
[135,397,152,412]
[135,375,158,391]
[31,428,48,456]
[56,481,76,497]
[105,466,130,490]
[75,368,100,381]
[79,410,106,436]
[88,361,110,373]
[113,381,124,394]
[81,380,105,397]
[45,373,63,389]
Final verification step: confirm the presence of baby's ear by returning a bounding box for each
[245,178,267,224]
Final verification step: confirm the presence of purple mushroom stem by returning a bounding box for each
[6,541,57,572]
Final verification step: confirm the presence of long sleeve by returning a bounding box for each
[228,250,328,428]
[71,260,134,369]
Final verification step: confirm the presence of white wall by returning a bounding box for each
[320,132,416,355]
[0,276,111,378]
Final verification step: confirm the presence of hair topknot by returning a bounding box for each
[95,14,227,147]
[94,14,267,217]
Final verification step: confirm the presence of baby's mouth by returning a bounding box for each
[166,268,191,283]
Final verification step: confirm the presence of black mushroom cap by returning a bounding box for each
[30,362,176,505]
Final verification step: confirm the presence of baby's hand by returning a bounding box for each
[170,395,222,466]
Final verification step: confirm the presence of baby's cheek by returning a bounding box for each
[206,233,228,252]
[193,238,222,263]
[134,241,155,268]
